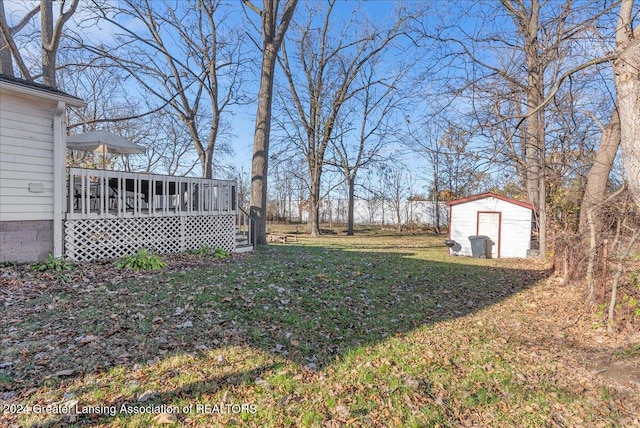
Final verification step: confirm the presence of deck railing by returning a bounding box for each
[236,206,255,250]
[66,167,237,220]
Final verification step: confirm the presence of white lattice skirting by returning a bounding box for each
[64,215,236,262]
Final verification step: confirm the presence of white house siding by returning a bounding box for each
[1,76,85,263]
[0,90,58,262]
[0,91,57,222]
[449,196,533,258]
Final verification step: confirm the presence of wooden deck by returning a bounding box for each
[66,167,236,220]
[63,168,253,261]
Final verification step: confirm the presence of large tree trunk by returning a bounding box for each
[41,0,56,87]
[0,38,10,75]
[614,0,640,205]
[308,198,320,237]
[346,176,355,236]
[201,142,215,179]
[395,200,402,232]
[250,44,279,245]
[0,2,14,76]
[433,197,441,234]
[246,0,297,246]
[307,162,322,237]
[579,109,621,233]
[202,153,212,179]
[0,0,39,80]
[40,0,78,87]
[522,0,547,257]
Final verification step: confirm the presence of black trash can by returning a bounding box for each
[468,235,489,258]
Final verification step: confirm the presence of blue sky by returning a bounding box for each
[3,0,627,198]
[2,0,450,182]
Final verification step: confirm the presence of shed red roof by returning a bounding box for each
[446,192,535,210]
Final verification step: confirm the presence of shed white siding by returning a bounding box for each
[449,195,533,258]
[0,91,57,221]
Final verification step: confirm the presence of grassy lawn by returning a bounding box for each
[1,233,639,427]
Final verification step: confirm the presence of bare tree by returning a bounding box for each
[327,60,405,235]
[87,0,249,178]
[579,108,621,233]
[243,0,298,245]
[384,166,410,232]
[0,0,78,86]
[0,0,39,76]
[278,0,409,237]
[40,0,78,87]
[614,0,640,205]
[405,125,444,233]
[433,0,617,257]
[491,0,571,257]
[60,53,148,170]
[132,111,199,175]
[58,44,206,176]
[405,122,484,232]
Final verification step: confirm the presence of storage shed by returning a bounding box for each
[0,75,86,263]
[447,192,535,258]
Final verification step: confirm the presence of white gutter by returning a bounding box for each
[53,101,66,258]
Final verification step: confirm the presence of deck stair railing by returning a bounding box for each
[235,207,255,252]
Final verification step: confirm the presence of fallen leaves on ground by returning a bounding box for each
[0,234,638,427]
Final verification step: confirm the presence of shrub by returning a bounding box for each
[191,244,212,256]
[213,247,229,259]
[115,249,166,270]
[31,254,73,272]
[191,245,229,259]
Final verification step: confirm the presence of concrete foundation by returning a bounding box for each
[0,220,53,264]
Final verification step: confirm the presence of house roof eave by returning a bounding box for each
[0,74,86,107]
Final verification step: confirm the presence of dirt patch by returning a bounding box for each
[541,276,640,394]
[587,352,640,390]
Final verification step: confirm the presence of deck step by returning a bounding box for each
[233,244,253,253]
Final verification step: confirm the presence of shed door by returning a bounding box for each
[477,212,500,258]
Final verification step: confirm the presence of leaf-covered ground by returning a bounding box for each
[1,233,639,427]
